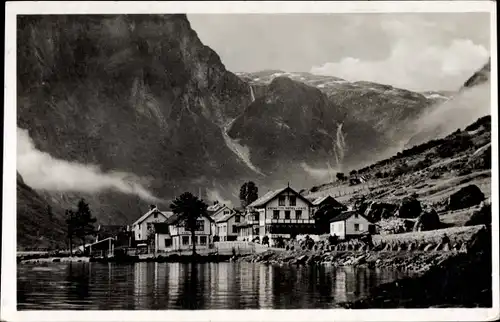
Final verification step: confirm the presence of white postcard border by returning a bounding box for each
[2,1,498,322]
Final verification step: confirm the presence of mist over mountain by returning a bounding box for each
[16,14,491,249]
[405,59,491,148]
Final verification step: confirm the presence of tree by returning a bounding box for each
[170,192,208,256]
[65,209,77,256]
[336,172,346,181]
[73,199,97,254]
[239,181,259,208]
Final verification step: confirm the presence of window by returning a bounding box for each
[232,225,238,233]
[295,210,302,220]
[254,228,260,235]
[224,210,230,215]
[235,215,240,223]
[354,224,360,232]
[200,236,207,245]
[273,210,280,220]
[354,213,359,218]
[182,236,190,245]
[290,196,297,206]
[164,238,172,247]
[285,211,291,220]
[254,213,259,221]
[153,212,158,219]
[278,196,286,206]
[196,220,204,231]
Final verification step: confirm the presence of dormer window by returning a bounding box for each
[289,196,297,206]
[278,196,286,206]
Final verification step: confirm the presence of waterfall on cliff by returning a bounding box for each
[333,122,346,171]
[250,85,256,103]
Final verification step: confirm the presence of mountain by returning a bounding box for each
[17,172,67,250]
[231,71,444,175]
[17,14,258,228]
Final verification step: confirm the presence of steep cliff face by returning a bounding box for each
[227,76,390,176]
[17,14,256,225]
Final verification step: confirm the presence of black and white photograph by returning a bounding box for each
[2,1,498,321]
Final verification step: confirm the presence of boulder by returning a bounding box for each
[465,201,491,226]
[413,206,441,232]
[447,184,485,211]
[363,201,398,222]
[396,195,422,218]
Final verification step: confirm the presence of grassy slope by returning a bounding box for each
[303,115,492,226]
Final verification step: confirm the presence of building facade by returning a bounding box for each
[329,211,373,240]
[240,186,315,245]
[154,213,215,252]
[215,210,242,241]
[132,205,172,242]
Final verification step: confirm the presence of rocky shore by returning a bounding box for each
[235,225,486,272]
[233,224,492,308]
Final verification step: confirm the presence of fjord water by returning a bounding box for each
[17,262,412,310]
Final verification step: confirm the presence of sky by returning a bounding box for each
[188,13,490,91]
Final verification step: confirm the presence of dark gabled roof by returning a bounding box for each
[329,210,372,223]
[164,212,215,225]
[132,208,172,226]
[307,195,345,208]
[216,210,242,223]
[248,186,313,208]
[153,222,171,234]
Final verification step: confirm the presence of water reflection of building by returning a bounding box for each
[334,269,347,303]
[134,263,148,309]
[167,263,181,308]
[258,265,274,309]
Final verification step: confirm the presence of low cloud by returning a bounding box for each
[409,81,491,144]
[17,127,163,203]
[311,39,489,92]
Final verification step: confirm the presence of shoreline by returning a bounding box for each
[16,226,492,308]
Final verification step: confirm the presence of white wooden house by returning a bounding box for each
[131,205,172,242]
[153,213,215,252]
[329,210,374,240]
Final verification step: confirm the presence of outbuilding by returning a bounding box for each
[329,210,374,240]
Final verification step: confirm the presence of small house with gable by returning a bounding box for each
[214,209,243,241]
[132,205,173,243]
[329,210,374,240]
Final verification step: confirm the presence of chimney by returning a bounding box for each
[150,204,157,211]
